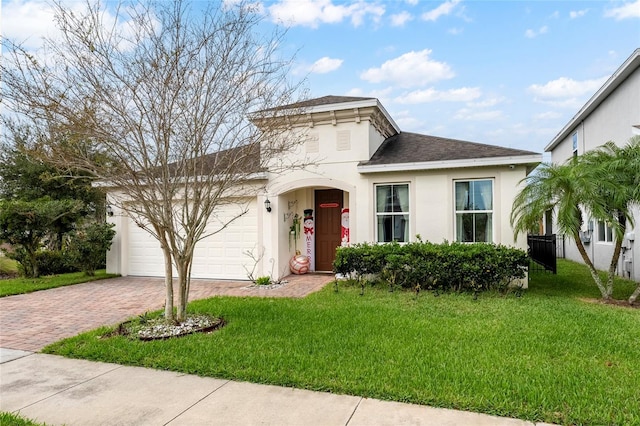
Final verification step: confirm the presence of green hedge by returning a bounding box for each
[333,240,528,294]
[9,248,77,277]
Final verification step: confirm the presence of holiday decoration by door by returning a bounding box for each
[341,208,350,246]
[303,209,315,271]
[289,254,310,274]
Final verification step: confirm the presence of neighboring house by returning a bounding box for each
[106,95,541,280]
[545,48,640,281]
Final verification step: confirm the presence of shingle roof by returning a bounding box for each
[360,132,539,166]
[276,95,376,110]
[165,143,262,177]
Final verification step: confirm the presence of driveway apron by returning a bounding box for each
[0,274,332,352]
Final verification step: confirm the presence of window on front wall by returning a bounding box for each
[376,183,409,243]
[572,132,578,158]
[597,221,613,242]
[455,179,493,243]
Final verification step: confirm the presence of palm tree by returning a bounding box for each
[511,160,612,299]
[582,136,640,303]
[512,136,640,302]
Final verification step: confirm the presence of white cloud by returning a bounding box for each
[604,0,640,20]
[390,11,413,27]
[392,110,423,129]
[395,87,481,104]
[528,76,609,109]
[421,0,461,21]
[528,76,608,99]
[405,0,419,5]
[2,0,61,50]
[346,87,393,102]
[310,57,343,74]
[525,25,548,38]
[454,108,504,121]
[467,96,506,108]
[268,0,385,28]
[534,111,562,120]
[1,0,148,56]
[549,11,560,19]
[448,27,463,35]
[360,49,454,88]
[569,9,589,19]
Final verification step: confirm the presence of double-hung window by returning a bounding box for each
[376,184,409,243]
[597,221,613,242]
[455,179,493,243]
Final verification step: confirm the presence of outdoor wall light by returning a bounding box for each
[106,204,114,217]
[264,198,272,213]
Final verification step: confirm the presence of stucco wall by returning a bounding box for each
[549,66,639,281]
[552,69,640,162]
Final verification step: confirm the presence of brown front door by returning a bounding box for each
[315,189,343,271]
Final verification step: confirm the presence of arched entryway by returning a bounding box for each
[268,179,355,275]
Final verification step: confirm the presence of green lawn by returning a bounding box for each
[0,412,45,426]
[0,270,119,297]
[43,259,640,425]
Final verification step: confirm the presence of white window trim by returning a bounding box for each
[597,220,614,243]
[374,182,410,243]
[453,178,495,243]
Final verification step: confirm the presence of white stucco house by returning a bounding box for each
[106,95,541,280]
[545,48,640,281]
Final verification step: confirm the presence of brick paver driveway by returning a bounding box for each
[0,274,332,352]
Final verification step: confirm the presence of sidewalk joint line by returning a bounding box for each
[345,396,363,425]
[163,379,231,425]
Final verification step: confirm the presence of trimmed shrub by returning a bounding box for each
[9,248,76,277]
[333,241,528,294]
[67,223,116,276]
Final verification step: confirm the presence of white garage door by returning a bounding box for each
[127,199,258,280]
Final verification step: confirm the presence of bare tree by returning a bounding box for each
[1,0,307,322]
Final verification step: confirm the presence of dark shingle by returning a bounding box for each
[360,132,539,166]
[277,95,376,110]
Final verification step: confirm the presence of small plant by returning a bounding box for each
[138,311,152,324]
[255,276,271,286]
[289,214,301,252]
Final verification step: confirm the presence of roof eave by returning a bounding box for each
[296,98,401,134]
[357,154,542,173]
[252,98,401,135]
[545,48,640,152]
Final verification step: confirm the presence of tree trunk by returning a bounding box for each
[629,284,640,305]
[28,249,39,278]
[163,259,174,322]
[176,256,192,322]
[606,238,624,299]
[573,231,609,299]
[159,236,174,322]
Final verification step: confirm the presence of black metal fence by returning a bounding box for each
[527,234,557,274]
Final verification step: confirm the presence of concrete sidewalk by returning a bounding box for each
[1,350,555,426]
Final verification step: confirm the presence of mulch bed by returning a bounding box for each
[103,316,226,341]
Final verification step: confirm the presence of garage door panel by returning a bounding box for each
[127,199,258,280]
